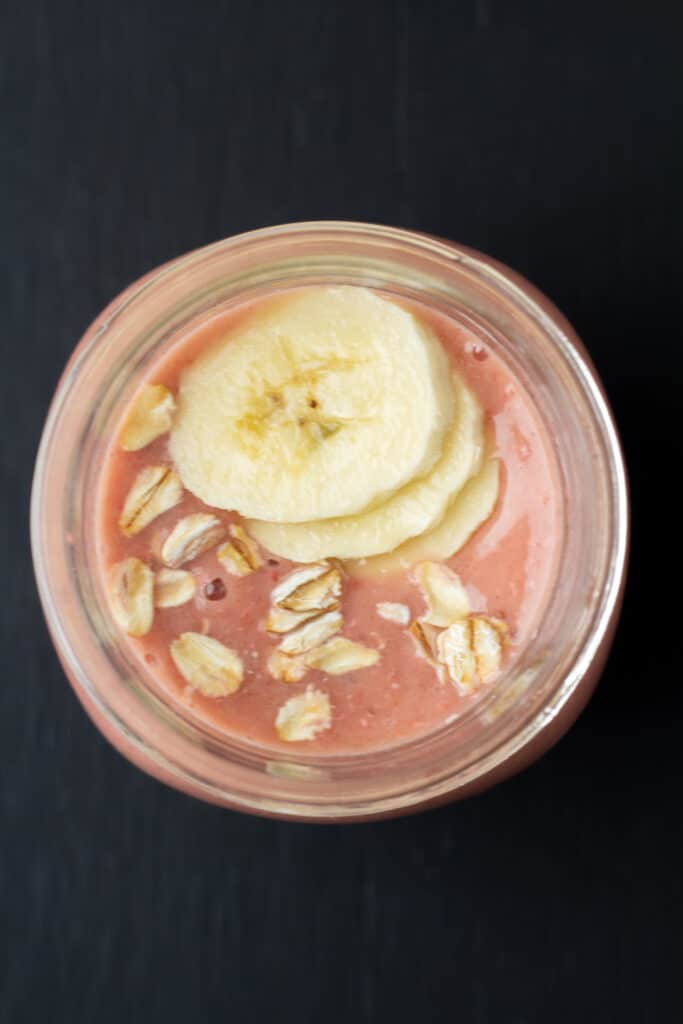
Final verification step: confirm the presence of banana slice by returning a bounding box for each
[349,456,500,577]
[170,286,454,523]
[248,374,483,562]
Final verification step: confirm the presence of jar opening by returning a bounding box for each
[31,222,628,819]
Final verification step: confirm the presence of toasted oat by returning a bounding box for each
[271,563,335,607]
[437,620,477,694]
[108,557,154,636]
[216,524,263,576]
[154,568,197,608]
[409,619,447,684]
[265,604,322,634]
[409,619,442,661]
[216,542,250,577]
[120,384,176,451]
[119,466,183,537]
[275,687,332,742]
[169,632,243,696]
[376,601,410,625]
[277,567,341,613]
[277,609,343,655]
[471,616,508,679]
[415,562,471,627]
[435,616,508,693]
[306,637,379,675]
[265,561,343,642]
[267,649,309,683]
[269,634,379,682]
[161,513,226,568]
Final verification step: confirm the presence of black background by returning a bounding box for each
[1,2,681,1021]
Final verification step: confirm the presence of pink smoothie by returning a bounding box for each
[96,291,562,754]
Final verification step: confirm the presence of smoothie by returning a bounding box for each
[97,286,562,753]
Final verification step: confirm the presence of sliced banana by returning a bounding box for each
[349,456,500,577]
[248,373,483,562]
[169,286,454,523]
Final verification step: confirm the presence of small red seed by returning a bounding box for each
[204,578,226,601]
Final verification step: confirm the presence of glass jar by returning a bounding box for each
[31,222,628,821]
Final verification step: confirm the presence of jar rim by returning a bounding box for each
[31,221,629,820]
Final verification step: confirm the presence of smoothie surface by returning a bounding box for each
[97,288,562,753]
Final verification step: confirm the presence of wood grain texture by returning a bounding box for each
[1,1,681,1021]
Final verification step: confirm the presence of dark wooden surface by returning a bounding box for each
[2,2,681,1021]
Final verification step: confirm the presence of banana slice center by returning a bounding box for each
[232,335,375,470]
